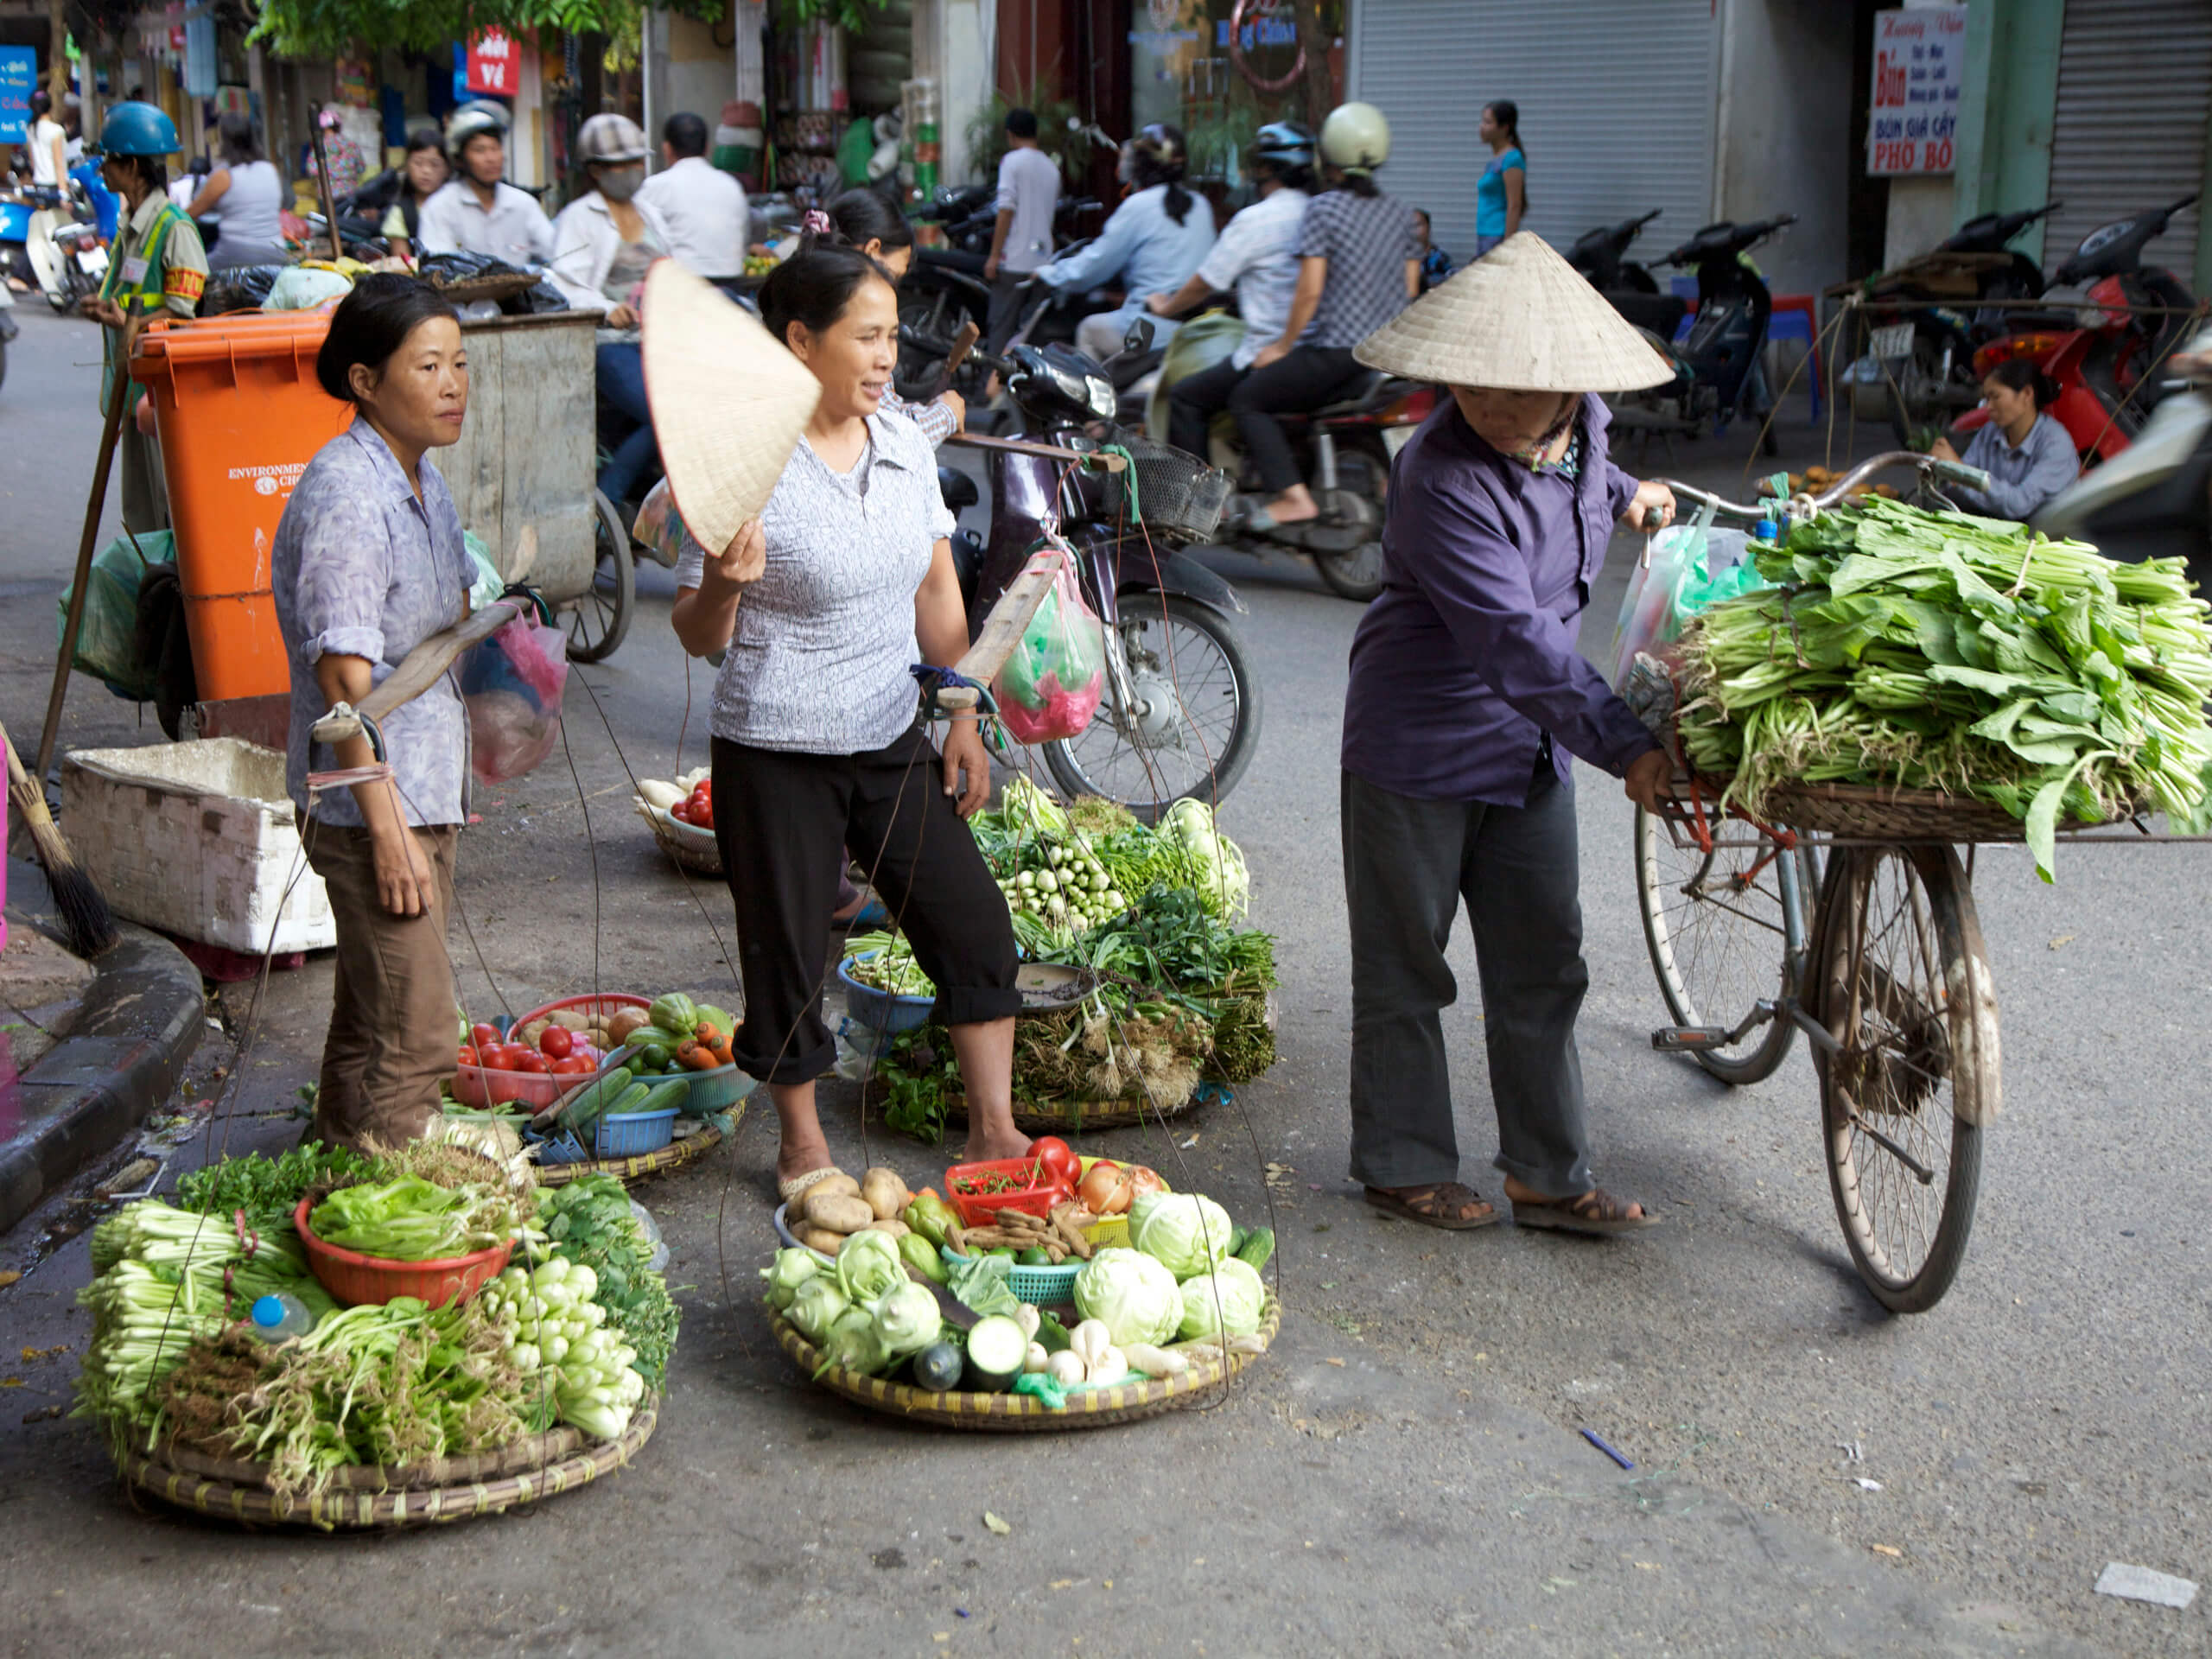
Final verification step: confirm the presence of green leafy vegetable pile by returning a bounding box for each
[533,1175,681,1387]
[1675,499,2212,877]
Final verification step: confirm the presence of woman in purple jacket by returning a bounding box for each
[1338,234,1679,1236]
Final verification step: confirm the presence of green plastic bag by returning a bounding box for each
[58,529,170,701]
[992,554,1105,745]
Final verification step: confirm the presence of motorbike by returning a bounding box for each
[1140,309,1436,601]
[1606,214,1794,455]
[22,179,106,312]
[1949,196,2200,463]
[2033,324,2212,583]
[898,187,1104,402]
[1856,200,2069,445]
[949,329,1262,819]
[1567,209,1688,339]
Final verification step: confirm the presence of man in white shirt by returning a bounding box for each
[1148,122,1314,462]
[635,111,747,280]
[415,105,555,266]
[27,90,67,190]
[982,108,1060,351]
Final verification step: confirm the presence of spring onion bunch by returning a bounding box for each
[1675,499,2212,879]
[478,1258,647,1441]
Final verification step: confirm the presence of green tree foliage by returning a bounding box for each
[247,0,725,60]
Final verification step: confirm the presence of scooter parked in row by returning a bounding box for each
[1141,311,1435,600]
[1567,208,1687,339]
[20,177,106,311]
[1950,196,2200,464]
[943,328,1261,819]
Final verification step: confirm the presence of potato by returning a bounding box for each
[586,1027,610,1048]
[517,1019,551,1047]
[607,1008,652,1045]
[861,1167,910,1220]
[550,1010,589,1030]
[861,1217,910,1239]
[811,1172,861,1203]
[794,1224,844,1255]
[803,1192,875,1234]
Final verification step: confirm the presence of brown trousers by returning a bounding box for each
[304,822,460,1153]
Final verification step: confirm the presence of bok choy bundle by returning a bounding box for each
[1674,499,2212,878]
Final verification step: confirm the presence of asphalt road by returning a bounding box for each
[0,299,2203,1654]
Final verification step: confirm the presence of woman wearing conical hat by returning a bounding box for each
[1339,232,1677,1236]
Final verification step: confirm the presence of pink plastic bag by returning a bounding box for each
[458,614,569,783]
[992,556,1105,745]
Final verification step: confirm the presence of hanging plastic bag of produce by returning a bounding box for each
[1609,505,1763,690]
[992,550,1106,745]
[458,612,570,783]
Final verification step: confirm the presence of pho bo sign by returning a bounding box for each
[1867,6,1964,176]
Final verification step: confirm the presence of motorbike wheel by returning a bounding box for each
[1044,594,1262,823]
[1312,442,1390,602]
[566,490,636,663]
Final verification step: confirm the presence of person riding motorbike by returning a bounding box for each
[349,131,450,259]
[1148,121,1314,463]
[188,112,285,270]
[416,102,554,265]
[79,101,207,537]
[1031,122,1214,364]
[1233,102,1421,530]
[549,113,675,511]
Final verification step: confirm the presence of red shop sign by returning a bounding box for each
[466,29,519,98]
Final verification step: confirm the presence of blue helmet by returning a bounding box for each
[1251,121,1316,172]
[99,102,181,158]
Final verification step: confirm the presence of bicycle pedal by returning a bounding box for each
[1652,1026,1731,1051]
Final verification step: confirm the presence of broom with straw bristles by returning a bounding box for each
[0,715,116,958]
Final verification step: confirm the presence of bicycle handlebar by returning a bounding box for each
[1658,450,1993,522]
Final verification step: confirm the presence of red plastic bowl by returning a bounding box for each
[294,1197,514,1309]
[943,1155,1071,1229]
[510,992,652,1033]
[451,1061,564,1111]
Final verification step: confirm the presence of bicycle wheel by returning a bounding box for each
[567,491,635,664]
[1633,805,1810,1085]
[1808,844,1992,1314]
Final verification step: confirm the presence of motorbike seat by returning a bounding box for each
[937,467,981,513]
[1307,371,1389,419]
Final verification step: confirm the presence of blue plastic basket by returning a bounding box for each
[595,1107,678,1157]
[941,1244,1084,1306]
[529,1128,591,1166]
[837,952,935,1035]
[0,200,29,242]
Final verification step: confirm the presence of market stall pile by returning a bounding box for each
[1672,500,2212,876]
[76,1145,675,1524]
[845,781,1278,1140]
[766,1153,1277,1428]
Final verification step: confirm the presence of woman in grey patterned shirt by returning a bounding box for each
[671,243,1029,1194]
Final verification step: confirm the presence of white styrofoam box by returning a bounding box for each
[60,737,336,956]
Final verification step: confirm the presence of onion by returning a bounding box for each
[1077,1161,1134,1215]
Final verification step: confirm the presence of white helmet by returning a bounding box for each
[577,112,651,166]
[446,100,510,161]
[1319,102,1390,175]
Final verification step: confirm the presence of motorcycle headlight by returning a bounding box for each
[1085,372,1116,420]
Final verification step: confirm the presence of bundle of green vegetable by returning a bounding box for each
[307,1173,530,1262]
[175,1144,371,1234]
[1675,500,2212,877]
[842,931,937,998]
[478,1259,647,1441]
[534,1175,680,1386]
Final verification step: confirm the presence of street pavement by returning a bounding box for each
[0,299,2204,1654]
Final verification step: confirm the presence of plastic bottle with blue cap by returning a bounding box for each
[247,1291,315,1343]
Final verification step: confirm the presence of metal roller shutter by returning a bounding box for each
[2044,0,2212,289]
[1346,0,1716,268]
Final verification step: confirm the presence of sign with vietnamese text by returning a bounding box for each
[466,29,518,99]
[1867,6,1963,176]
[0,47,35,143]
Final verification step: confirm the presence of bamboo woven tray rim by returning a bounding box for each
[143,1422,583,1489]
[770,1295,1279,1431]
[941,1085,1210,1134]
[114,1400,658,1529]
[423,270,541,304]
[1693,777,2139,842]
[638,801,724,875]
[532,1113,734,1185]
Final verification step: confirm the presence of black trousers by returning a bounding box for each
[1229,345,1364,494]
[1166,356,1245,462]
[984,272,1031,354]
[1341,760,1598,1198]
[713,726,1020,1084]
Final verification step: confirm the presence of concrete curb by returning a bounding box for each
[0,923,205,1236]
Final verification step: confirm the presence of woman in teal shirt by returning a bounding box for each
[1473,101,1526,256]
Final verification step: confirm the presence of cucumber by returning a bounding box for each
[639,1077,690,1113]
[961,1315,1027,1391]
[604,1081,654,1117]
[1229,1224,1251,1257]
[1235,1226,1274,1271]
[556,1065,633,1131]
[912,1340,964,1392]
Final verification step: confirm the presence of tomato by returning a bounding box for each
[494,1044,532,1071]
[471,1023,499,1052]
[550,1055,595,1076]
[513,1052,550,1075]
[457,1045,479,1067]
[540,1027,574,1059]
[1028,1136,1080,1194]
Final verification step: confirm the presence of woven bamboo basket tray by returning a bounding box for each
[770,1295,1279,1431]
[112,1399,658,1529]
[636,800,723,875]
[423,270,541,306]
[532,1109,736,1186]
[938,1084,1211,1134]
[1694,778,2139,843]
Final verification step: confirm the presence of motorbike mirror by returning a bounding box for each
[1122,317,1156,354]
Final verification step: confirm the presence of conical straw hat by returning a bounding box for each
[1354,232,1674,392]
[642,259,821,554]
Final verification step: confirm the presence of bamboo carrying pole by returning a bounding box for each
[310,599,529,748]
[38,298,149,783]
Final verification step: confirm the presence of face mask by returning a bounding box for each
[597,166,645,201]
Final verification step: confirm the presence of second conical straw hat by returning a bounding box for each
[642,258,821,553]
[1354,232,1674,392]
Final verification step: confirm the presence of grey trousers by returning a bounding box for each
[1342,763,1596,1198]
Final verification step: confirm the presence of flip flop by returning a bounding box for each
[1363,1183,1501,1230]
[777,1166,842,1209]
[1510,1187,1659,1236]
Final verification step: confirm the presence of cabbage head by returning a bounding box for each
[788,1274,849,1344]
[1072,1247,1182,1347]
[872,1281,943,1357]
[836,1229,906,1304]
[1129,1192,1235,1279]
[1176,1255,1266,1342]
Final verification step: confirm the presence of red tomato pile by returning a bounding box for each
[670,779,714,829]
[456,1020,608,1105]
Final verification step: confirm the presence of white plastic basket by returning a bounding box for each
[60,737,336,954]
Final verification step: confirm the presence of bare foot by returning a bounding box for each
[961,1129,1032,1165]
[1264,484,1319,525]
[778,1129,836,1187]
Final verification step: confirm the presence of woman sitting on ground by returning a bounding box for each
[1929,359,2080,521]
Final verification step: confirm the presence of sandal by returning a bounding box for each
[1363,1182,1500,1230]
[776,1166,842,1211]
[1510,1186,1658,1236]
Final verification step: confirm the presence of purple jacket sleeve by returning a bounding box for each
[1604,458,1640,524]
[1394,468,1662,777]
